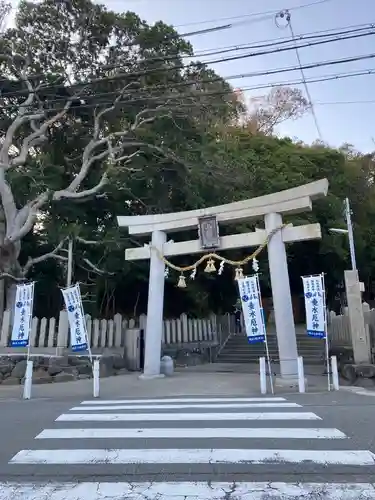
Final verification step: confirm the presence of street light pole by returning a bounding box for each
[343,197,357,271]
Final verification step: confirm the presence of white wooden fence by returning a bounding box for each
[328,302,374,346]
[0,310,227,349]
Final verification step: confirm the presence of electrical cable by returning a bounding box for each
[2,29,375,100]
[95,24,375,74]
[314,99,375,105]
[59,53,375,98]
[13,0,337,57]
[70,27,375,77]
[276,9,323,139]
[194,21,375,57]
[173,0,333,27]
[3,25,372,93]
[3,67,375,114]
[191,25,375,61]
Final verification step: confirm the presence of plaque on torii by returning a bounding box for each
[198,215,220,250]
[117,179,329,381]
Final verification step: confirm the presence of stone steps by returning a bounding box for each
[216,332,325,364]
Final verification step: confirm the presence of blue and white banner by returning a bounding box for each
[10,282,34,347]
[61,284,88,352]
[237,275,266,343]
[302,274,326,339]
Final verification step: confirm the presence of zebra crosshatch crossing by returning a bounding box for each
[5,396,375,498]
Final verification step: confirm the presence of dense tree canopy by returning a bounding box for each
[0,0,373,320]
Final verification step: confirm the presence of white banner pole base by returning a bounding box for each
[93,359,100,398]
[331,355,340,391]
[297,356,306,393]
[23,360,33,400]
[259,356,267,395]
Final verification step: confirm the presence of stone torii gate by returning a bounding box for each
[117,178,329,383]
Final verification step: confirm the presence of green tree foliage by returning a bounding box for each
[0,0,374,318]
[0,0,239,314]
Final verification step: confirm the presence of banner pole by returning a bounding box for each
[256,274,274,394]
[302,273,330,391]
[26,282,35,361]
[264,336,274,395]
[77,283,93,364]
[321,273,331,391]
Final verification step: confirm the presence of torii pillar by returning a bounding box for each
[117,179,329,382]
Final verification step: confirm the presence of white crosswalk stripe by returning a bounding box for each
[7,396,375,499]
[36,427,346,439]
[0,481,375,499]
[11,447,375,465]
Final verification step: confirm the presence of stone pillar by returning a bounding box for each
[344,270,371,364]
[140,230,167,379]
[264,212,298,381]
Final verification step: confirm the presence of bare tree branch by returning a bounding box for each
[10,98,75,168]
[8,191,50,242]
[22,238,68,275]
[93,82,139,139]
[236,86,310,134]
[51,92,176,201]
[53,171,108,201]
[112,149,141,165]
[75,236,103,245]
[81,257,114,275]
[0,63,186,283]
[0,272,25,282]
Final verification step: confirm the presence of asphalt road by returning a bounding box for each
[0,390,374,498]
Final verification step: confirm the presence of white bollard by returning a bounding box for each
[259,356,267,395]
[93,359,100,398]
[297,356,305,393]
[23,360,33,400]
[331,355,340,391]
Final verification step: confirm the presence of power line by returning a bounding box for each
[192,25,375,61]
[276,9,323,140]
[4,58,375,111]
[91,24,375,74]
[4,67,375,114]
[315,99,375,105]
[2,29,375,100]
[32,16,374,60]
[123,53,375,96]
[195,21,375,57]
[10,3,325,54]
[7,0,332,29]
[173,0,333,27]
[197,28,375,65]
[8,0,339,60]
[86,26,375,77]
[236,69,375,95]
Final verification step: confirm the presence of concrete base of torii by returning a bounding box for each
[139,373,165,380]
[275,376,305,388]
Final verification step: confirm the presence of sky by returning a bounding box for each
[9,0,375,153]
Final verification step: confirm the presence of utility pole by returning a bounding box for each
[66,239,73,287]
[343,197,357,271]
[329,198,357,271]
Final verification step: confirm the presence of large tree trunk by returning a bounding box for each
[5,280,16,311]
[0,234,22,325]
[0,207,5,329]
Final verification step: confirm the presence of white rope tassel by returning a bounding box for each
[252,257,259,272]
[218,261,225,275]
